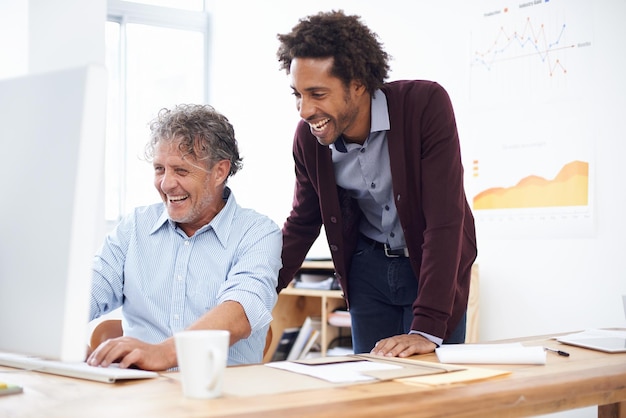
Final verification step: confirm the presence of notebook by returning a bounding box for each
[0,352,158,383]
[556,296,626,355]
[556,331,626,353]
[555,295,626,353]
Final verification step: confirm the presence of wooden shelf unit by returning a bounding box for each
[264,260,350,362]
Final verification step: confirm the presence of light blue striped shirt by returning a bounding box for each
[90,187,282,365]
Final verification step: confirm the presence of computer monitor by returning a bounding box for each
[0,65,107,361]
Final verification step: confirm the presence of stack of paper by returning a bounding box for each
[267,358,401,383]
[266,355,458,384]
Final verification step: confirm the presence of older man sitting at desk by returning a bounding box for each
[87,104,282,371]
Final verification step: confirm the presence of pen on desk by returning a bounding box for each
[544,347,570,357]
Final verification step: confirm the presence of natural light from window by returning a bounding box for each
[105,1,207,221]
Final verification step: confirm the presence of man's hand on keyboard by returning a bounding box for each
[86,336,176,371]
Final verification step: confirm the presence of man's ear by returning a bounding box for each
[213,159,231,185]
[350,79,367,97]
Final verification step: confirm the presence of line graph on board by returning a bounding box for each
[469,0,593,105]
[472,18,571,76]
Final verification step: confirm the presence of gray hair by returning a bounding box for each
[145,104,243,177]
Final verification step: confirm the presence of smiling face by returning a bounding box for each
[289,57,371,146]
[152,139,230,237]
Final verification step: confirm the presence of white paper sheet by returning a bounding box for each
[435,343,546,365]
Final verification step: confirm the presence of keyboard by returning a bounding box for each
[0,352,159,383]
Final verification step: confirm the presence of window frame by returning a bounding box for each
[105,0,210,226]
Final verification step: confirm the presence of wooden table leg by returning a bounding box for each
[599,401,626,418]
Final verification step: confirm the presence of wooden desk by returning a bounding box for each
[2,334,625,418]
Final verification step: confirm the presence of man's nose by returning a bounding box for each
[159,170,176,190]
[297,96,314,121]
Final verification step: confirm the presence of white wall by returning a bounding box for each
[0,0,28,78]
[0,0,106,77]
[28,0,106,74]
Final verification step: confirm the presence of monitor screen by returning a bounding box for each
[0,65,107,361]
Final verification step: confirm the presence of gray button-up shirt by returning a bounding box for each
[331,90,406,250]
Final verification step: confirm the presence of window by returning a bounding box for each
[105,0,209,222]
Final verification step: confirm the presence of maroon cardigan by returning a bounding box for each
[278,80,477,341]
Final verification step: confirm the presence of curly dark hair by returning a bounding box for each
[276,10,390,94]
[145,104,243,178]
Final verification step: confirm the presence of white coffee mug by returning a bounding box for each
[174,329,230,399]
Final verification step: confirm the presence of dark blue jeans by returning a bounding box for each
[347,235,466,354]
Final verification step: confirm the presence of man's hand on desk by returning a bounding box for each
[86,336,176,371]
[370,333,437,358]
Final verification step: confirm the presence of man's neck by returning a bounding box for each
[342,94,372,145]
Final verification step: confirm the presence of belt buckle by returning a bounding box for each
[384,244,409,258]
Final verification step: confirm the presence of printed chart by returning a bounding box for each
[466,0,595,238]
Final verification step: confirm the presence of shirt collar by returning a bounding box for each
[331,89,390,153]
[370,89,391,133]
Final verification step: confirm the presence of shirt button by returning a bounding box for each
[177,275,183,281]
[173,314,180,320]
[390,232,395,238]
[385,205,390,211]
[184,241,190,246]
[330,216,337,223]
[360,148,366,153]
[370,182,376,189]
[330,245,339,251]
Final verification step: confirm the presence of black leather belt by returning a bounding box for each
[360,234,409,258]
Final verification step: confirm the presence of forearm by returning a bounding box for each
[186,301,251,345]
[151,301,251,369]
